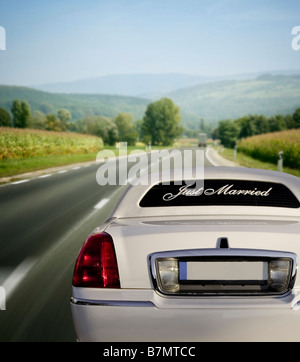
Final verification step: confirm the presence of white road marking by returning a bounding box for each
[94,198,109,209]
[1,258,36,299]
[205,147,219,167]
[38,174,51,178]
[11,179,30,185]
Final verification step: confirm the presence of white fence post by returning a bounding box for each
[278,151,283,172]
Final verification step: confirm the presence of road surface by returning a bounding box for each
[0,147,230,341]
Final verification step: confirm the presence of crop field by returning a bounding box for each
[0,127,104,160]
[238,129,300,169]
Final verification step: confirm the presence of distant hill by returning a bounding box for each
[33,71,300,98]
[1,73,300,129]
[165,74,300,128]
[34,73,224,97]
[0,85,150,121]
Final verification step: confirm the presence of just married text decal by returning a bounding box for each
[139,179,300,208]
[163,183,272,201]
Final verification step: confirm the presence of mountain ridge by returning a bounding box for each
[33,70,300,97]
[1,72,300,128]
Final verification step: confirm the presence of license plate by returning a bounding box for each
[179,261,268,281]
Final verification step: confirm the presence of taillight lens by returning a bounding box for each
[72,232,120,288]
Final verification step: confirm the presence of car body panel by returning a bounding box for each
[105,216,300,289]
[71,287,300,341]
[71,167,300,341]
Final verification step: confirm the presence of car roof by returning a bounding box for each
[111,167,300,219]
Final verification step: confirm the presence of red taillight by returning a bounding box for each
[72,232,120,288]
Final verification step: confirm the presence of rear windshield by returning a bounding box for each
[139,179,300,208]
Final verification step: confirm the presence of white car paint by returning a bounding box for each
[71,167,300,341]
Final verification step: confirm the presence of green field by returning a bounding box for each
[218,129,300,178]
[0,127,105,177]
[237,129,300,170]
[0,127,105,159]
[0,128,160,179]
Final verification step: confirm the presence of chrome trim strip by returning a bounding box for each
[70,297,154,307]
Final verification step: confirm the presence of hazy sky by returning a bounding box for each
[0,0,300,86]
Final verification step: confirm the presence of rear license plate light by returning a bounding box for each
[150,249,297,296]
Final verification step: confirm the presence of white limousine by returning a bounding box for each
[71,167,300,341]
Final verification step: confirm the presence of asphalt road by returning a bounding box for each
[0,147,216,341]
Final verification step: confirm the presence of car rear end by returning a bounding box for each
[71,167,300,341]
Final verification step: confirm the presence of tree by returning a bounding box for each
[0,108,12,127]
[57,108,72,131]
[142,98,183,146]
[237,116,256,139]
[255,115,269,134]
[85,116,118,145]
[114,113,138,146]
[45,114,62,132]
[268,114,287,132]
[11,100,22,127]
[217,119,240,148]
[28,110,46,129]
[285,114,295,129]
[70,118,87,134]
[11,100,31,128]
[134,119,144,140]
[293,107,300,128]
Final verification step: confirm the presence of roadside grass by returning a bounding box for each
[0,153,99,178]
[175,138,199,148]
[2,127,300,180]
[0,127,104,178]
[0,147,149,178]
[219,146,300,178]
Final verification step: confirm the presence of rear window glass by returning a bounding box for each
[139,179,300,208]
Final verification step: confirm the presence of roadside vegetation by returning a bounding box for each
[211,106,300,177]
[217,142,300,178]
[0,128,104,177]
[213,107,300,148]
[0,97,185,178]
[0,127,104,160]
[237,129,300,170]
[0,97,183,147]
[1,89,300,179]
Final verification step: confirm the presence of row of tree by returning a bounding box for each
[72,98,183,146]
[0,97,184,146]
[213,107,300,148]
[0,100,72,132]
[72,113,138,146]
